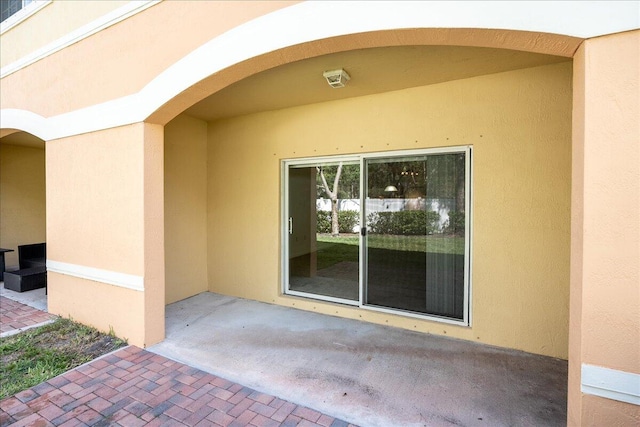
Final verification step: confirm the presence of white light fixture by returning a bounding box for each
[323,69,350,88]
[384,186,398,192]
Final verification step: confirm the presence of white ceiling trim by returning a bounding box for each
[0,109,53,140]
[1,1,638,140]
[291,1,639,39]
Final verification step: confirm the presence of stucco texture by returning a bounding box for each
[200,61,573,359]
[47,272,146,346]
[580,31,640,373]
[164,114,209,304]
[0,0,128,68]
[45,123,165,347]
[582,394,640,426]
[568,30,640,426]
[0,1,297,117]
[46,125,145,275]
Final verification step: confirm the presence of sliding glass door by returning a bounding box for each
[286,159,361,304]
[283,147,470,324]
[364,152,467,320]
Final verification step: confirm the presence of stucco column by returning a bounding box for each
[46,122,165,347]
[569,30,640,425]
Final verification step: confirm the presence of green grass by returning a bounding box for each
[316,233,464,270]
[368,234,464,254]
[0,318,126,399]
[316,237,359,270]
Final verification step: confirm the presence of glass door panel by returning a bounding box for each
[364,153,466,320]
[287,161,360,303]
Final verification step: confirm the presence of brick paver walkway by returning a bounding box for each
[0,346,356,427]
[0,296,55,336]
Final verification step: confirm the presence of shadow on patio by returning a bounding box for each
[148,292,567,427]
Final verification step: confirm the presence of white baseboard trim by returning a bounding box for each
[46,260,143,292]
[582,364,640,405]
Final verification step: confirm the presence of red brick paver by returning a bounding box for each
[0,346,357,427]
[0,296,55,336]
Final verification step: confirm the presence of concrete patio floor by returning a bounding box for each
[149,292,568,427]
[0,281,47,312]
[1,285,355,426]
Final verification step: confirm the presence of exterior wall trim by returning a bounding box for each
[581,364,640,405]
[0,0,161,78]
[1,1,639,141]
[0,0,51,35]
[0,108,51,140]
[46,260,144,292]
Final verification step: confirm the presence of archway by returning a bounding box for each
[159,24,574,361]
[0,130,47,282]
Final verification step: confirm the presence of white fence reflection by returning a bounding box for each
[316,198,456,231]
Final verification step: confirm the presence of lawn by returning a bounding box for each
[0,318,126,399]
[316,233,464,270]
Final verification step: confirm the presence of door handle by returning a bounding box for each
[289,217,293,234]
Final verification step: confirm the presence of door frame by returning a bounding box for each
[281,146,473,326]
[281,155,362,306]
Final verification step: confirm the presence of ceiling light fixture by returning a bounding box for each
[323,69,350,88]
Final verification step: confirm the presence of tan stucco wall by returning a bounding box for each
[164,114,208,304]
[46,126,145,274]
[582,394,640,426]
[206,61,572,359]
[1,0,129,68]
[47,272,145,345]
[580,30,639,375]
[0,1,297,117]
[0,143,46,267]
[568,41,587,424]
[569,30,640,425]
[46,123,165,347]
[142,123,165,346]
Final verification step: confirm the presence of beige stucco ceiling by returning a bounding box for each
[185,45,570,122]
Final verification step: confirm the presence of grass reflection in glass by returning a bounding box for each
[316,233,464,270]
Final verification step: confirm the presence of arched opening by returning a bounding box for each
[145,17,580,423]
[149,28,579,126]
[161,30,573,359]
[0,130,47,308]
